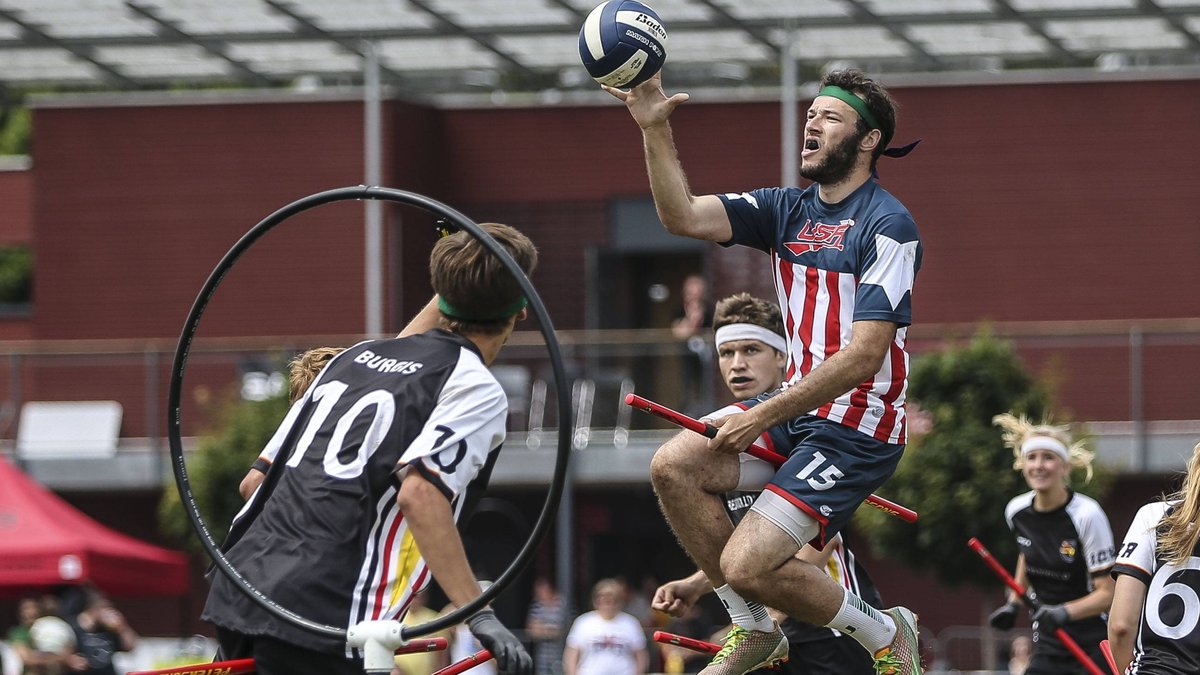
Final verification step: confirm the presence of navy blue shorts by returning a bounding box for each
[734,392,905,548]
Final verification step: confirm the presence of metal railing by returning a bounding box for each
[1,318,1198,472]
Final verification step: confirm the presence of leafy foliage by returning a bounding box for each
[0,105,30,156]
[0,247,32,304]
[855,331,1108,589]
[158,389,289,552]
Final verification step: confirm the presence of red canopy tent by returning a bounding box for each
[0,456,188,597]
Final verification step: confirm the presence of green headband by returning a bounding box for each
[438,295,527,322]
[816,85,889,147]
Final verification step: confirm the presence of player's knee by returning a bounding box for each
[650,433,702,490]
[720,540,770,594]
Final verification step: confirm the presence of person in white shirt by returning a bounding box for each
[563,579,648,675]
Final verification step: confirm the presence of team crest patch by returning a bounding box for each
[1059,540,1078,563]
[785,218,854,255]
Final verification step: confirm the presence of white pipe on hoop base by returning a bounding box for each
[347,619,405,674]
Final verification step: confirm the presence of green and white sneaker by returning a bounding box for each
[698,622,789,675]
[872,607,923,675]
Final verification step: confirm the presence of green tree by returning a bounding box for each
[0,104,30,156]
[158,389,289,552]
[0,247,33,304]
[855,331,1109,589]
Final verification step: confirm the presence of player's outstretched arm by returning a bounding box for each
[604,73,730,243]
[1108,575,1146,674]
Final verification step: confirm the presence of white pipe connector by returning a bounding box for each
[347,620,406,674]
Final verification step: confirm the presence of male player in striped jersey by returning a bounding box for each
[653,293,881,675]
[607,68,923,675]
[203,223,537,675]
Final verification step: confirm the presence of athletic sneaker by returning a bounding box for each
[872,607,922,675]
[698,622,789,675]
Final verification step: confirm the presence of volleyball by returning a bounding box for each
[578,1,668,89]
[29,616,76,654]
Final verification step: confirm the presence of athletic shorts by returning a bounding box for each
[216,627,364,675]
[709,391,905,549]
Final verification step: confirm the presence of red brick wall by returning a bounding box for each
[22,78,1200,426]
[32,99,375,341]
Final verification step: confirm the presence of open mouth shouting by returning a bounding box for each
[802,137,820,158]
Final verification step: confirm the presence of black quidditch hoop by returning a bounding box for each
[167,185,572,642]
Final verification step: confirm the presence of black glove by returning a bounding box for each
[1032,604,1070,633]
[988,601,1021,631]
[468,608,532,675]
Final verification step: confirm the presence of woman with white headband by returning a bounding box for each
[988,413,1115,675]
[1108,441,1200,674]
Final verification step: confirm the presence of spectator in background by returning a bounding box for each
[564,579,647,675]
[525,578,567,675]
[67,591,137,675]
[6,597,51,675]
[670,274,713,415]
[391,593,448,675]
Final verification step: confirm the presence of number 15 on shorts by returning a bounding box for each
[796,451,844,491]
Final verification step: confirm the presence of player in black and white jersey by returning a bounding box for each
[652,294,880,675]
[989,414,1115,675]
[203,222,538,675]
[1109,441,1200,675]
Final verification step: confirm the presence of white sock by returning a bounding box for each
[826,588,896,653]
[714,584,775,632]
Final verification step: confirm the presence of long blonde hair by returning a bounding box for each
[992,412,1095,483]
[1158,442,1200,566]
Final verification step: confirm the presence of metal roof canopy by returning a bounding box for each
[2,0,1200,99]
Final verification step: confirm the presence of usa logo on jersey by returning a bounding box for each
[785,218,854,255]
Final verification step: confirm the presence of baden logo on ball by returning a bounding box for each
[579,0,668,88]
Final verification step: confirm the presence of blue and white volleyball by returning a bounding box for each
[579,1,668,88]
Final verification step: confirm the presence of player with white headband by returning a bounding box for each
[653,293,882,675]
[989,413,1115,675]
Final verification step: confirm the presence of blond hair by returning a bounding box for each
[992,412,1095,483]
[1158,442,1200,566]
[288,346,344,403]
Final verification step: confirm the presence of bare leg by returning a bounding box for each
[720,512,843,623]
[650,430,741,586]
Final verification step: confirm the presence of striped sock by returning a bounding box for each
[714,584,775,632]
[826,588,896,653]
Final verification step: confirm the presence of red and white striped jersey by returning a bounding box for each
[719,180,922,444]
[203,330,507,656]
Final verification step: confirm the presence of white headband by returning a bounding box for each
[714,324,787,355]
[1021,436,1069,462]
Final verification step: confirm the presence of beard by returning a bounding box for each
[799,129,865,184]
